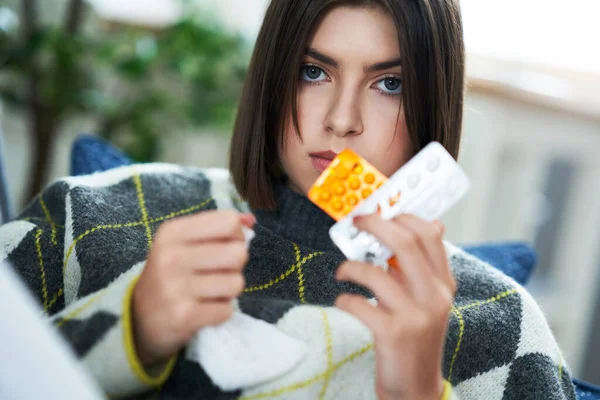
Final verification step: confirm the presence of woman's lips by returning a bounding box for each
[310,156,334,173]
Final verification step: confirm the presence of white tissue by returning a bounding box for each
[186,226,308,391]
[242,225,256,244]
[187,311,307,391]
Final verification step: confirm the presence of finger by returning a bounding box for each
[189,301,235,331]
[159,242,249,272]
[336,261,412,311]
[156,210,248,244]
[335,294,390,336]
[388,263,406,286]
[391,214,452,287]
[353,214,437,300]
[188,273,245,300]
[433,220,446,236]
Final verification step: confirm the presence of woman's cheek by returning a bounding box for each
[297,87,331,136]
[365,96,410,176]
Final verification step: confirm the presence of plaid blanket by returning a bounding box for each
[0,163,576,399]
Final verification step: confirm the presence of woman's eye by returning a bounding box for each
[300,66,327,82]
[375,77,402,95]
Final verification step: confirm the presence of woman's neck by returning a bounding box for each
[252,184,341,253]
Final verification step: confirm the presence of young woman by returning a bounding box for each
[0,0,576,399]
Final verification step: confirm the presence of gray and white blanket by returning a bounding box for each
[0,163,576,399]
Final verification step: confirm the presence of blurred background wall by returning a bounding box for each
[1,0,599,383]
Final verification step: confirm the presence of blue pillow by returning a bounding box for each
[574,379,600,399]
[461,242,536,286]
[70,135,132,176]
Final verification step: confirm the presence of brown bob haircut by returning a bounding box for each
[230,0,465,210]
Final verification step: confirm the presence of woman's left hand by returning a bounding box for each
[335,213,456,400]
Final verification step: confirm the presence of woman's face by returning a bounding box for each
[279,5,412,195]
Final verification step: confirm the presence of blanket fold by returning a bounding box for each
[0,163,576,400]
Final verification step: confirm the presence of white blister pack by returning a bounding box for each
[329,142,470,266]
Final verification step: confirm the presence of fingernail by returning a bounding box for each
[353,215,365,224]
[433,220,446,234]
[240,213,256,227]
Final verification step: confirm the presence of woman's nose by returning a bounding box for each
[323,89,364,137]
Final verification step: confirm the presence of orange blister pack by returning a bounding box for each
[308,149,388,221]
[309,150,405,269]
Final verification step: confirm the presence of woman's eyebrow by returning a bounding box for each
[304,48,401,72]
[365,58,402,73]
[305,48,339,68]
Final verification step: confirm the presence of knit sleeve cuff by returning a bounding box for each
[122,275,178,389]
[441,380,460,400]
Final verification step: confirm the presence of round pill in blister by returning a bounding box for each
[352,164,363,174]
[348,226,360,239]
[369,241,382,254]
[425,191,442,214]
[427,156,440,171]
[332,200,343,211]
[407,174,420,189]
[335,166,349,180]
[347,194,358,206]
[360,232,376,247]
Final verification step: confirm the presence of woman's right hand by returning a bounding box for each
[132,210,255,366]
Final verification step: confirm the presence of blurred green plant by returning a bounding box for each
[0,0,248,202]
